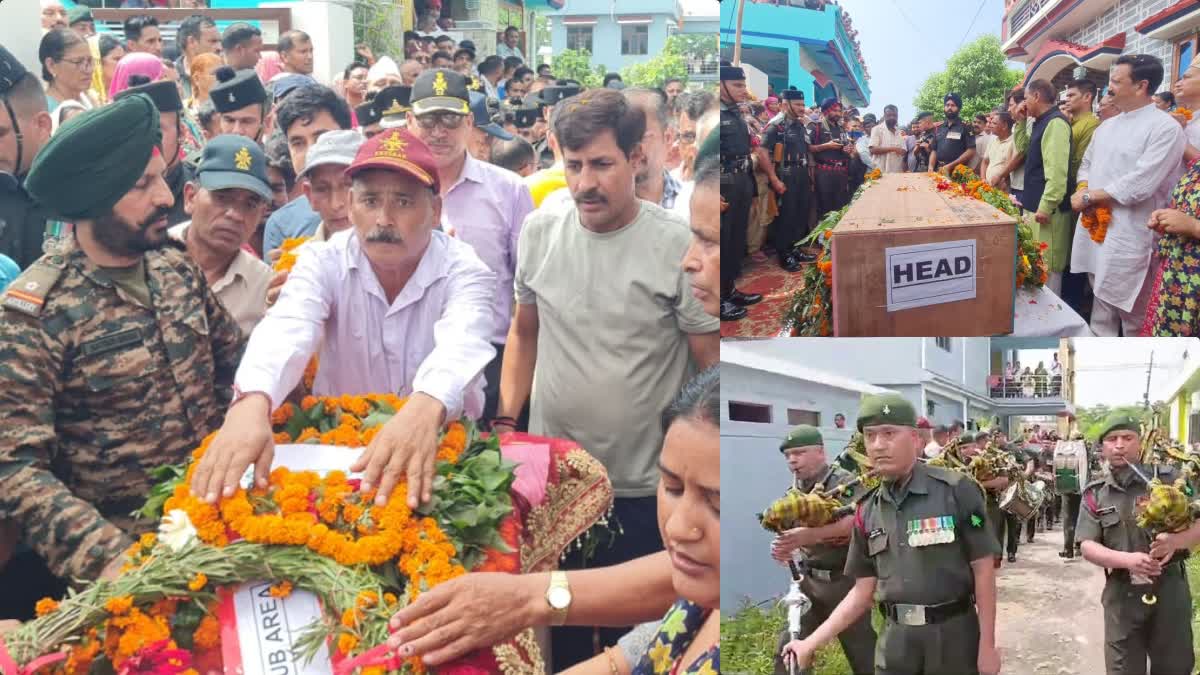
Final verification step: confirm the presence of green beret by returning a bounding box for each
[958,432,977,445]
[780,425,823,452]
[68,6,93,25]
[26,94,162,221]
[114,78,182,114]
[1098,413,1140,442]
[856,393,916,431]
[209,67,268,113]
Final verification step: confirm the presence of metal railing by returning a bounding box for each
[989,378,1064,399]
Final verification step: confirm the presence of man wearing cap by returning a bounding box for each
[0,94,244,588]
[375,85,412,130]
[782,393,1001,675]
[0,45,54,271]
[770,424,877,675]
[1077,413,1196,675]
[168,136,273,336]
[762,86,815,272]
[523,101,568,208]
[719,63,762,322]
[210,67,271,144]
[808,97,855,218]
[995,429,1035,563]
[531,83,577,169]
[406,68,534,427]
[467,90,513,162]
[929,93,976,174]
[190,128,496,517]
[114,76,191,227]
[67,6,95,39]
[356,98,384,139]
[299,130,365,245]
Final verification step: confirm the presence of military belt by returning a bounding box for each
[1107,552,1189,582]
[815,161,847,173]
[880,596,972,626]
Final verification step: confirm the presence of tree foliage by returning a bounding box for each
[353,0,402,65]
[913,35,1024,123]
[621,34,714,88]
[552,49,607,89]
[1074,403,1167,442]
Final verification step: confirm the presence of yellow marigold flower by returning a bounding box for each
[269,581,293,598]
[337,632,359,655]
[188,572,207,592]
[138,533,157,550]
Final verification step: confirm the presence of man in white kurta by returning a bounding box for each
[189,129,497,510]
[1070,62,1185,336]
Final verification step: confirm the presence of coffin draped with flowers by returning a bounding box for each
[3,395,614,675]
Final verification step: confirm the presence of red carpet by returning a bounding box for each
[721,254,811,338]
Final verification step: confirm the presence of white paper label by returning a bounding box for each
[884,239,977,311]
[231,583,333,675]
[240,445,364,488]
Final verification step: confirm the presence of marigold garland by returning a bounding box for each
[1080,204,1112,243]
[1178,107,1194,121]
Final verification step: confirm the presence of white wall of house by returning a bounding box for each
[263,0,353,85]
[750,338,926,387]
[1068,0,1173,69]
[721,361,887,609]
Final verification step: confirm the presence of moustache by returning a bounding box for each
[365,228,402,244]
[140,207,172,231]
[574,190,606,206]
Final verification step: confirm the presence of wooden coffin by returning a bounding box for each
[831,173,1017,336]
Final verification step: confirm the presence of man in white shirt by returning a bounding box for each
[970,113,993,174]
[496,26,525,63]
[868,104,906,174]
[169,135,274,338]
[1070,54,1185,336]
[188,128,497,511]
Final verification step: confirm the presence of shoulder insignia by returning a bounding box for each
[1,255,68,317]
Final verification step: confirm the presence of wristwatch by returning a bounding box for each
[1081,191,1092,208]
[545,571,572,626]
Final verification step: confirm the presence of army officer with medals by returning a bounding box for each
[782,393,1002,675]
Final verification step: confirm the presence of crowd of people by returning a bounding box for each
[993,354,1064,398]
[769,403,1200,675]
[721,51,1200,338]
[0,5,725,673]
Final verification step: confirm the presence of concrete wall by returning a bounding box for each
[926,389,967,426]
[550,14,674,72]
[1067,0,1173,69]
[923,338,964,385]
[721,362,864,609]
[3,0,42,75]
[751,338,926,389]
[262,1,353,85]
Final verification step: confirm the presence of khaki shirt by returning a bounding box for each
[169,223,271,338]
[846,462,1000,604]
[795,464,863,571]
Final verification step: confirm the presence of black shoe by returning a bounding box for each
[792,249,818,263]
[1058,550,1074,559]
[720,300,748,321]
[1007,554,1016,563]
[729,289,763,306]
[779,256,802,273]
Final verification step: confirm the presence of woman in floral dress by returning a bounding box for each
[1141,157,1200,336]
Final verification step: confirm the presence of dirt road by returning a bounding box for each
[994,524,1106,675]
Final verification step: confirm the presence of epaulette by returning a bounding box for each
[1082,478,1107,516]
[1,251,68,317]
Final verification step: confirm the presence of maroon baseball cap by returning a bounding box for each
[916,417,933,429]
[344,128,440,194]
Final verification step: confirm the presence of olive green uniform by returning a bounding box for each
[1076,464,1195,675]
[773,463,877,675]
[846,461,1000,674]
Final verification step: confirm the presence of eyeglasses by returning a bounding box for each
[59,57,94,71]
[415,112,467,130]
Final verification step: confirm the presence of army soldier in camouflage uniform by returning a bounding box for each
[783,394,1001,675]
[0,94,244,590]
[770,424,876,675]
[1077,413,1196,675]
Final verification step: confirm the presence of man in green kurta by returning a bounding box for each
[1014,79,1073,294]
[1063,79,1101,182]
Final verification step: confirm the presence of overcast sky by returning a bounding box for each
[1052,338,1199,408]
[830,0,1020,124]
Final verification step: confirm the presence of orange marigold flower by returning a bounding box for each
[337,632,359,655]
[139,533,157,550]
[269,581,294,598]
[105,596,134,616]
[188,572,208,592]
[193,615,220,650]
[35,597,59,616]
[270,402,295,426]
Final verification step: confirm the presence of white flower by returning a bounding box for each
[159,509,198,552]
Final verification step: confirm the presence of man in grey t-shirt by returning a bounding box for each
[493,88,718,670]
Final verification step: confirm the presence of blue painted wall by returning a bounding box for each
[548,0,685,71]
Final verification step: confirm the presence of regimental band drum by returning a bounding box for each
[999,483,1035,520]
[1053,440,1088,494]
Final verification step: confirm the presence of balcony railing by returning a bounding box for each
[988,375,1064,399]
[1007,0,1059,40]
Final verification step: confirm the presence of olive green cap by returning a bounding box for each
[780,425,823,452]
[1098,413,1140,442]
[958,432,977,445]
[856,393,916,431]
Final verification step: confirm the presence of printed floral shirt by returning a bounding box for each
[631,599,719,675]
